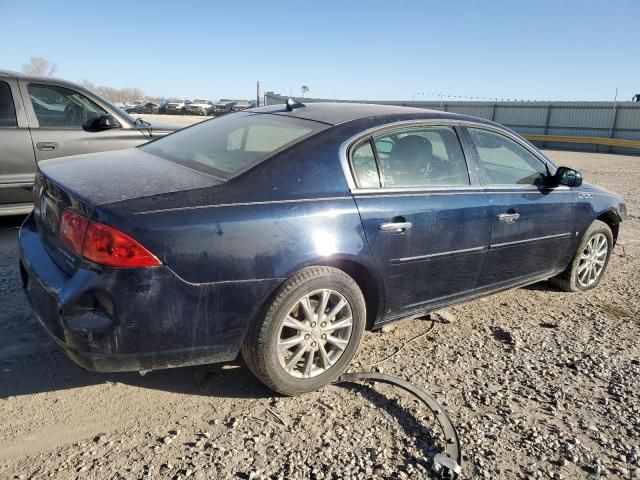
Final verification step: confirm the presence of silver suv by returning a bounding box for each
[166,99,191,115]
[0,70,179,215]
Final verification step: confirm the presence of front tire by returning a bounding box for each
[550,220,613,292]
[241,266,366,395]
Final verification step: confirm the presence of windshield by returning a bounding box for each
[140,112,328,178]
[193,99,207,103]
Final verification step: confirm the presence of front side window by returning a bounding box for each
[468,128,548,185]
[0,81,17,127]
[373,126,469,188]
[27,84,106,128]
[141,112,327,178]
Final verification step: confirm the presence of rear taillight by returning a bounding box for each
[83,221,161,268]
[60,210,89,254]
[58,210,161,268]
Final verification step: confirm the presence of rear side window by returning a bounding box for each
[468,128,548,185]
[27,84,106,128]
[142,112,327,178]
[350,125,469,188]
[0,81,17,127]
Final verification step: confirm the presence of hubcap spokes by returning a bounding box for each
[277,289,353,379]
[577,233,608,288]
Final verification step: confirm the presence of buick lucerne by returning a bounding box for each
[19,102,627,395]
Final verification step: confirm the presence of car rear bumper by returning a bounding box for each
[18,212,281,373]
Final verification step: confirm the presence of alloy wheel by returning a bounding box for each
[277,289,353,379]
[577,233,608,288]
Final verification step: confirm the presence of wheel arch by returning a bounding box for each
[272,255,386,331]
[596,209,621,245]
[312,258,385,330]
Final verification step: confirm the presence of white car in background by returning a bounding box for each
[188,99,214,116]
[166,99,191,115]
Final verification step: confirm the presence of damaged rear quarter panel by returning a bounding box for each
[84,132,382,361]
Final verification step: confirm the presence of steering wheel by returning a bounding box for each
[64,104,82,126]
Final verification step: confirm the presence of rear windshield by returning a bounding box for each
[140,112,328,178]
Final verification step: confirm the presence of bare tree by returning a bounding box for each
[21,57,57,77]
[300,85,310,98]
[82,79,145,103]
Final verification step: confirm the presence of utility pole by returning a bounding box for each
[256,81,260,107]
[609,87,619,139]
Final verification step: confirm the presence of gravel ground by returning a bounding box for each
[0,150,638,479]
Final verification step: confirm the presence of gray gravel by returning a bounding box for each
[0,149,638,479]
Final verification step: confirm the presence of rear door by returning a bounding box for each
[0,78,37,209]
[349,123,492,319]
[463,126,577,289]
[19,81,147,162]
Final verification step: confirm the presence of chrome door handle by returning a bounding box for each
[36,142,59,151]
[379,221,412,233]
[497,213,520,224]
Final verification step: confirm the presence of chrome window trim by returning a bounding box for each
[339,119,558,193]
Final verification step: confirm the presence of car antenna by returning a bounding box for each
[286,98,305,111]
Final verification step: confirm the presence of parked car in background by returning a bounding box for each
[144,101,161,114]
[0,70,181,215]
[214,99,235,114]
[18,102,626,395]
[125,100,160,114]
[188,99,214,116]
[232,100,251,112]
[166,99,191,115]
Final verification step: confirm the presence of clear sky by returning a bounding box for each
[1,0,638,102]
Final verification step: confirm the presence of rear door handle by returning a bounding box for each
[379,221,412,233]
[497,212,521,224]
[36,142,59,151]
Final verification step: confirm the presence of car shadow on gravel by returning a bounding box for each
[521,280,563,292]
[339,382,444,479]
[1,347,272,400]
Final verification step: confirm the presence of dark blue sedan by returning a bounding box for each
[19,102,627,395]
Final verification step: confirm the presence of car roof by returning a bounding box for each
[248,101,497,127]
[0,69,85,88]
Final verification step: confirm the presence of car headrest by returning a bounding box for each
[390,135,432,163]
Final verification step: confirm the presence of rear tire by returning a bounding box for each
[550,220,613,292]
[241,266,366,395]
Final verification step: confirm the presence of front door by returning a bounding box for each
[463,126,578,289]
[349,124,492,319]
[0,78,36,209]
[20,82,147,162]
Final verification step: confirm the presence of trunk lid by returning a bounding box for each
[34,148,222,274]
